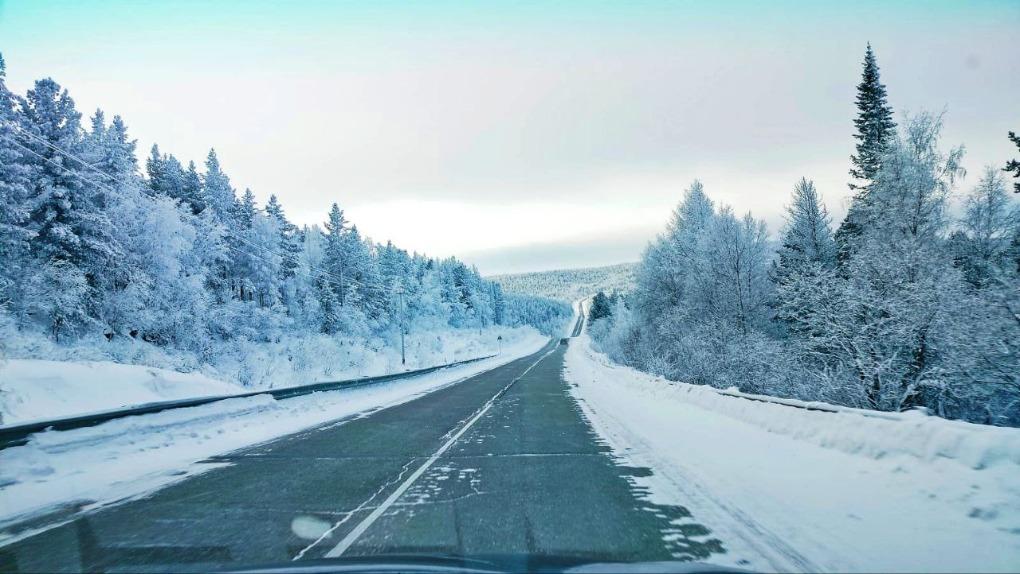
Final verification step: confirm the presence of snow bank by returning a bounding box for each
[0,331,549,538]
[579,348,1020,472]
[565,330,1020,573]
[0,360,242,426]
[0,325,544,425]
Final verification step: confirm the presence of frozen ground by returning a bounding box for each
[564,328,1020,573]
[0,331,549,539]
[0,325,543,425]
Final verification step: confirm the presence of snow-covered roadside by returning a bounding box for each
[0,360,244,426]
[564,329,1020,573]
[0,332,549,541]
[0,325,542,426]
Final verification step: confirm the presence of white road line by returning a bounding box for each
[316,343,559,559]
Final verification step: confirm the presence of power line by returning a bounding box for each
[2,134,130,200]
[3,120,112,180]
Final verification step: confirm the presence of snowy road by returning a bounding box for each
[0,333,727,572]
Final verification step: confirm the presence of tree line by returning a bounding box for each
[589,45,1020,426]
[0,53,570,364]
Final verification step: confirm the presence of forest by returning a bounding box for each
[0,53,570,386]
[589,46,1020,427]
[491,263,637,303]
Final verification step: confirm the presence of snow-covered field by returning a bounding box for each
[0,325,542,426]
[0,331,549,541]
[564,328,1020,573]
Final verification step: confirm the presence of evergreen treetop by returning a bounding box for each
[1005,131,1020,193]
[849,43,896,189]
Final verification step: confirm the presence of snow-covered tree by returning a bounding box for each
[202,149,236,224]
[955,168,1019,287]
[265,193,301,281]
[836,44,897,266]
[0,53,33,307]
[19,79,122,336]
[796,113,967,411]
[773,178,834,280]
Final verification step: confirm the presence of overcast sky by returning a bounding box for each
[2,1,1018,274]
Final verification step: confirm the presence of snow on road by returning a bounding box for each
[0,332,549,541]
[565,330,1020,573]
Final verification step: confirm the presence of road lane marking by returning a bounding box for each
[308,343,559,559]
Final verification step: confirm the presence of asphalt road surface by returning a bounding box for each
[0,334,724,572]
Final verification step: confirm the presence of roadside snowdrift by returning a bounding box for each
[0,325,543,426]
[0,360,242,426]
[578,346,1020,471]
[565,330,1020,573]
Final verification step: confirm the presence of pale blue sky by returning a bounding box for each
[1,1,1018,273]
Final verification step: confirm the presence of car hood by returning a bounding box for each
[224,553,752,573]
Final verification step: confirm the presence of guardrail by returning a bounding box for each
[710,387,909,420]
[0,354,496,450]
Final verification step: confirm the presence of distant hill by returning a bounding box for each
[489,262,638,303]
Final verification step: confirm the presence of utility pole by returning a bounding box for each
[396,284,406,367]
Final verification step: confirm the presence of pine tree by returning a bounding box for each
[80,110,137,295]
[836,44,897,266]
[1005,131,1020,193]
[202,148,236,224]
[588,291,612,322]
[344,225,385,322]
[181,160,204,214]
[0,53,33,305]
[849,45,897,187]
[773,178,835,284]
[145,144,165,192]
[773,180,837,345]
[146,144,185,202]
[83,111,137,191]
[265,194,301,280]
[264,194,288,226]
[323,202,349,307]
[636,180,715,321]
[20,78,84,267]
[235,188,257,228]
[18,81,127,337]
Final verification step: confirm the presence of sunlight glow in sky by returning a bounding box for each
[1,0,1018,273]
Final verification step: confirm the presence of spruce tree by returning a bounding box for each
[835,44,897,266]
[202,148,236,224]
[181,160,204,214]
[0,53,33,305]
[773,179,836,339]
[773,178,835,284]
[235,188,258,228]
[588,291,612,322]
[145,144,164,192]
[146,145,186,201]
[265,194,301,280]
[1005,131,1020,193]
[323,202,348,306]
